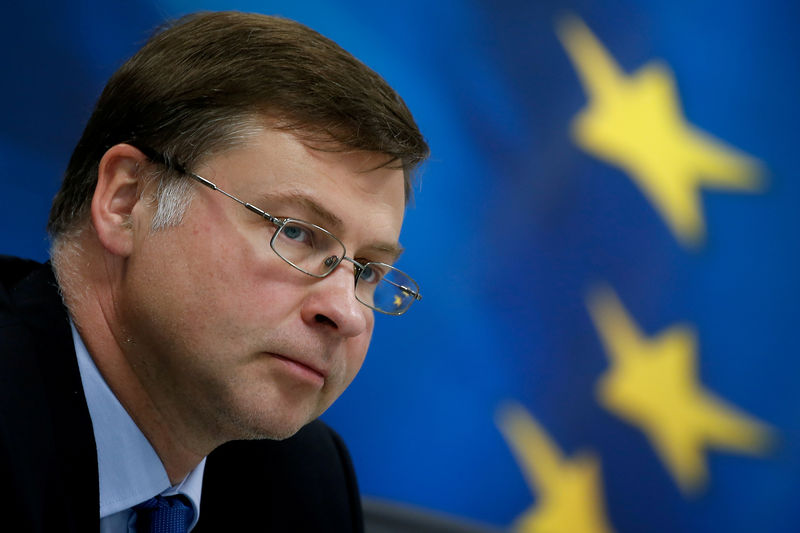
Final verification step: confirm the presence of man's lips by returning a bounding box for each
[269,353,327,385]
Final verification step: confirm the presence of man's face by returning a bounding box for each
[117,128,406,443]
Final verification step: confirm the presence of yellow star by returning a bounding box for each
[586,286,773,494]
[497,404,616,533]
[393,294,403,308]
[557,16,762,247]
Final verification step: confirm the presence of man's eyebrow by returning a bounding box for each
[260,191,344,230]
[260,191,405,261]
[362,242,405,263]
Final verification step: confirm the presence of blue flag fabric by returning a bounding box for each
[2,1,799,531]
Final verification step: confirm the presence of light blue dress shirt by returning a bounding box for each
[71,322,206,532]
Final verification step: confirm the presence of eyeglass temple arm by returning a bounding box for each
[134,144,282,225]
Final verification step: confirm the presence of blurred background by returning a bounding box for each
[2,1,799,531]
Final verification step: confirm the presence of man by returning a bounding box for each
[0,11,428,532]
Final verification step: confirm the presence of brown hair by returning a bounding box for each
[47,11,428,239]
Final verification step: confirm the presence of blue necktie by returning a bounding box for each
[134,495,194,533]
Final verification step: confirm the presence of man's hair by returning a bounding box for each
[47,11,429,241]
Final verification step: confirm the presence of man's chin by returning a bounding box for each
[224,404,319,442]
[240,423,305,441]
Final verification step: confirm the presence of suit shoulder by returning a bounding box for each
[0,255,42,288]
[0,256,51,325]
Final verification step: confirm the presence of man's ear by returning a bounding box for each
[91,144,150,257]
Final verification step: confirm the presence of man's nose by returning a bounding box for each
[300,261,369,337]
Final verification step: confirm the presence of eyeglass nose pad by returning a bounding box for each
[323,255,339,268]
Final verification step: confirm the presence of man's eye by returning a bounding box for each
[359,263,385,284]
[281,224,312,244]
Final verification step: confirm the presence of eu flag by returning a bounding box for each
[2,1,798,531]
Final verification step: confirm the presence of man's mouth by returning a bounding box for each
[270,353,327,387]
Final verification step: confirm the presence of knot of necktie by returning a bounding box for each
[134,494,194,533]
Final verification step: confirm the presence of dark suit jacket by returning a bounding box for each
[0,256,364,532]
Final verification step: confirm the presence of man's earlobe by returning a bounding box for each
[91,144,149,257]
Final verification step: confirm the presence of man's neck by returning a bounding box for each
[61,244,211,485]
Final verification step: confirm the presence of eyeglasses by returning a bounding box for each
[138,147,422,315]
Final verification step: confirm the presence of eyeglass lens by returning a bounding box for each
[359,265,420,315]
[271,220,344,277]
[270,220,419,314]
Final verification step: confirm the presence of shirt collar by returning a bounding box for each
[71,321,206,527]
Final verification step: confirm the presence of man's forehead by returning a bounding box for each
[200,127,407,249]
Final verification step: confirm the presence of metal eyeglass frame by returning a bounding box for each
[135,146,422,315]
